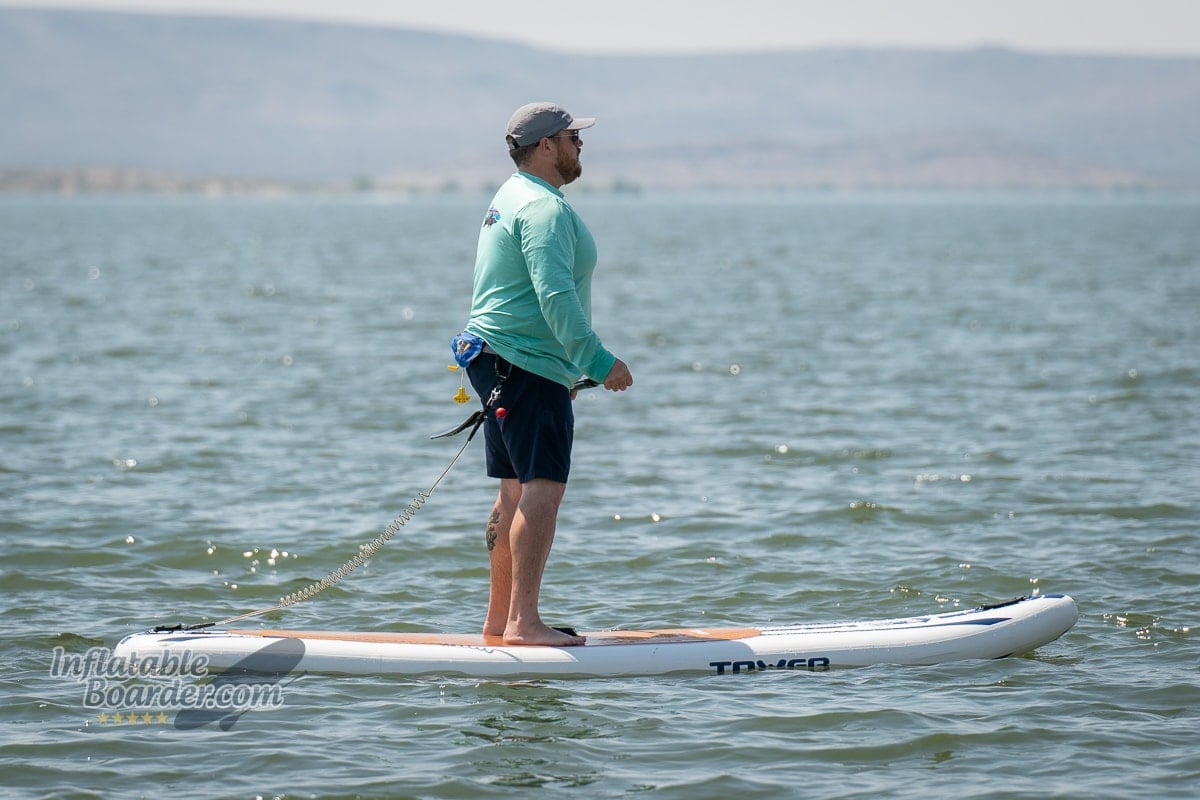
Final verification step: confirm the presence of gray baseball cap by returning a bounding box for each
[506,102,596,149]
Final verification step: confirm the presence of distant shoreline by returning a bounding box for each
[0,167,1185,196]
[6,9,1197,194]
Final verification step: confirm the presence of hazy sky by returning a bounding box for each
[6,0,1200,56]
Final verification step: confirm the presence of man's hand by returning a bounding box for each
[603,359,633,392]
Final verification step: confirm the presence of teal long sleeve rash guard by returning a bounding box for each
[465,171,617,388]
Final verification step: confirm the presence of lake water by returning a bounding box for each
[1,191,1197,799]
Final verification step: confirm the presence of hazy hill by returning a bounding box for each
[3,8,1199,190]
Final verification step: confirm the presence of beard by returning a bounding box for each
[555,147,583,185]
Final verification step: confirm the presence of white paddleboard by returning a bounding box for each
[113,594,1077,678]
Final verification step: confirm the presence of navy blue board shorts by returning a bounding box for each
[466,353,574,484]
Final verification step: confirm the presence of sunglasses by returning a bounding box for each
[549,131,581,144]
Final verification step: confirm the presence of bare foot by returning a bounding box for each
[503,624,586,647]
[483,611,509,638]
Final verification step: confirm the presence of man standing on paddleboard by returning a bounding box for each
[453,102,633,647]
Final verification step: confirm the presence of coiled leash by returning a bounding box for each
[152,337,596,633]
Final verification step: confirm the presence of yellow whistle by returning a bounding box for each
[453,386,470,404]
[447,364,460,371]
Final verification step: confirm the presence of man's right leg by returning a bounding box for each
[504,478,584,647]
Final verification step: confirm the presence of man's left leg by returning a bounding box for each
[482,479,521,638]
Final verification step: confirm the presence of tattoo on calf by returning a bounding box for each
[486,510,501,551]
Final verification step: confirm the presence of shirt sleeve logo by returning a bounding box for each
[483,208,501,227]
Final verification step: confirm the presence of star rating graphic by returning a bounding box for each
[95,710,171,724]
